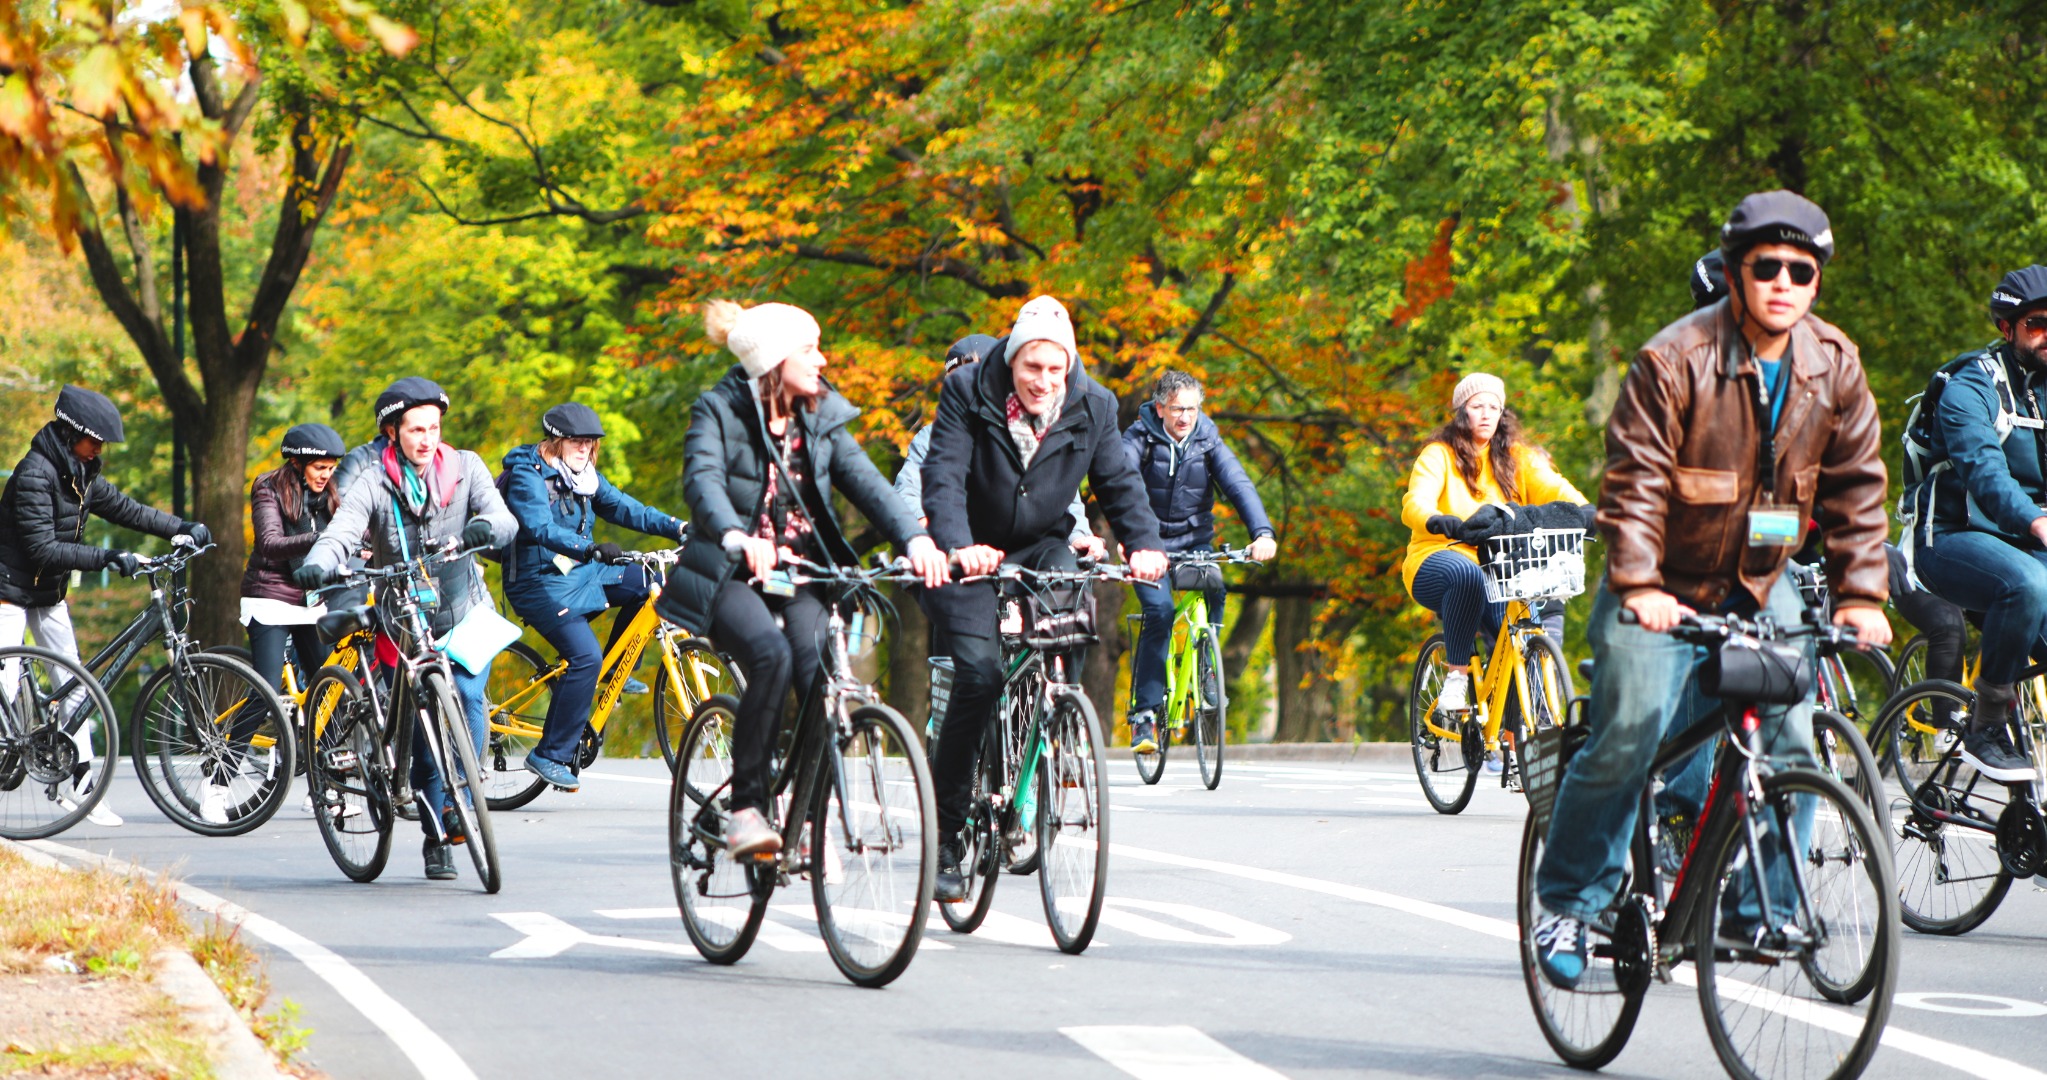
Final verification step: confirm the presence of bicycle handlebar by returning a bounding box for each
[779,554,926,588]
[309,541,493,597]
[1167,546,1260,566]
[1618,605,1859,649]
[135,540,216,574]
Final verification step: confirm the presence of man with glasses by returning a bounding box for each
[1530,191,1891,987]
[1901,266,2047,782]
[1121,370,1276,753]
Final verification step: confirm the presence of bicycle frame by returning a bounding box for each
[1158,590,1211,732]
[1424,597,1545,749]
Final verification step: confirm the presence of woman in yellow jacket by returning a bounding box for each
[1401,373,1587,713]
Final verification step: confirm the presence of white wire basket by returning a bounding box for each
[1478,529,1588,604]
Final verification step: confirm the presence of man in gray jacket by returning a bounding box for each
[299,379,516,881]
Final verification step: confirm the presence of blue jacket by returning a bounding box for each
[499,443,684,620]
[1120,407,1273,554]
[1921,342,2047,546]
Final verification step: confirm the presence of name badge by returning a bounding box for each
[761,569,797,598]
[1747,506,1802,548]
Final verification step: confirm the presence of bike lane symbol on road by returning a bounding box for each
[1893,993,2047,1018]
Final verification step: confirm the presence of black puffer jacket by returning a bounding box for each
[1121,407,1273,554]
[0,423,181,607]
[657,367,926,634]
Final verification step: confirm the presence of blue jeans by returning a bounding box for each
[517,568,651,766]
[1914,528,2047,685]
[1536,574,1815,920]
[1129,577,1226,719]
[413,659,491,841]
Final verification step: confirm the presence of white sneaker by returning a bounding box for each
[1437,670,1472,713]
[85,801,123,828]
[200,783,231,826]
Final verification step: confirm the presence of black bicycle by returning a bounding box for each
[1519,609,1898,1080]
[669,557,936,987]
[0,646,123,839]
[300,544,502,892]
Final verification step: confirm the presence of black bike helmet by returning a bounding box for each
[53,385,125,443]
[280,422,345,459]
[373,376,450,429]
[1989,265,2047,324]
[541,402,605,440]
[1720,190,1835,266]
[1689,250,1727,309]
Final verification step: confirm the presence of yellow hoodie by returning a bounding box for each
[1400,442,1588,596]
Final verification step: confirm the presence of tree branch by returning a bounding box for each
[789,243,1028,299]
[237,121,353,373]
[102,124,162,328]
[64,164,199,424]
[1177,272,1236,355]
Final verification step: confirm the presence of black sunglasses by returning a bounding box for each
[1746,256,1819,286]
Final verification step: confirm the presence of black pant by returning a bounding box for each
[247,619,326,695]
[708,579,828,813]
[927,537,1079,837]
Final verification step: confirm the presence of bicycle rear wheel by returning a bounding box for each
[1889,726,2014,936]
[670,695,768,964]
[1822,646,1893,741]
[1694,769,1897,1080]
[1037,688,1110,954]
[1811,709,1884,823]
[811,703,935,987]
[483,641,552,811]
[938,724,1003,934]
[0,647,120,840]
[131,652,295,837]
[1409,634,1478,814]
[1517,813,1646,1070]
[424,671,500,894]
[655,638,740,772]
[1193,625,1226,791]
[1879,680,1969,804]
[304,666,393,882]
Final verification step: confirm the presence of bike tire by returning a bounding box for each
[1878,679,1970,805]
[1193,625,1226,791]
[670,695,768,964]
[1507,633,1572,787]
[1132,710,1167,786]
[482,641,553,811]
[1880,683,2014,936]
[1694,768,1897,1080]
[1409,634,1478,814]
[1002,663,1045,876]
[304,666,394,883]
[1824,645,1894,741]
[1811,709,1884,824]
[424,670,501,894]
[1037,688,1110,955]
[939,724,1003,934]
[0,646,121,840]
[1891,634,1926,696]
[810,703,936,987]
[655,638,740,773]
[130,652,295,837]
[1517,812,1646,1069]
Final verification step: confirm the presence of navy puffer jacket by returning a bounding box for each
[1120,408,1273,554]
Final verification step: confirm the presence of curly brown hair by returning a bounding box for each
[1425,406,1527,503]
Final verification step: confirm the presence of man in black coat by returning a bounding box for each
[921,294,1167,900]
[0,385,207,827]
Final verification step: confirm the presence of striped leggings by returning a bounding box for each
[1411,551,1565,665]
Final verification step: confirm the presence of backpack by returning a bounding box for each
[1896,343,2037,583]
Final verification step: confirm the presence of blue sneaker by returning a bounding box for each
[525,754,581,792]
[623,677,650,696]
[1532,911,1589,989]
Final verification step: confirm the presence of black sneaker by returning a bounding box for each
[1962,724,2034,783]
[423,840,457,881]
[441,805,468,846]
[935,839,968,903]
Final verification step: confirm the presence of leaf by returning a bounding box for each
[277,0,311,44]
[68,45,124,118]
[365,15,418,57]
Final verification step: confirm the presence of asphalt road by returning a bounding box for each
[23,756,2047,1080]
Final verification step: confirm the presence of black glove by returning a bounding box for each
[293,563,336,589]
[1426,514,1463,538]
[592,541,626,565]
[461,518,496,549]
[176,521,212,547]
[107,551,143,578]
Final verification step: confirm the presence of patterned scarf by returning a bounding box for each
[1005,389,1064,466]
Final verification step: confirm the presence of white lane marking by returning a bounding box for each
[497,909,826,956]
[1896,994,2047,1018]
[27,840,476,1080]
[1062,1025,1287,1079]
[768,903,953,950]
[1094,898,1290,946]
[1107,841,2047,1080]
[928,904,1063,948]
[577,771,668,786]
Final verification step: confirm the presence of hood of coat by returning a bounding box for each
[29,422,99,492]
[713,365,861,449]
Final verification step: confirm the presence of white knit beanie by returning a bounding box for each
[1451,372,1506,412]
[1002,295,1078,365]
[704,300,821,378]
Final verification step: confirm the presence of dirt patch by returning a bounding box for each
[0,969,206,1078]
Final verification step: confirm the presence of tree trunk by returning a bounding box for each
[1221,593,1271,687]
[1083,577,1130,735]
[1271,595,1334,742]
[885,584,932,735]
[186,383,257,648]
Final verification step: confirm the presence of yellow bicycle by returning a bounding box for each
[483,549,738,810]
[1407,529,1581,814]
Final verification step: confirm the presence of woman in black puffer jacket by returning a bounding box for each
[239,424,346,696]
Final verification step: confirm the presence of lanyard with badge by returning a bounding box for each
[1745,350,1803,548]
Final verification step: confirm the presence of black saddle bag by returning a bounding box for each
[1700,637,1813,706]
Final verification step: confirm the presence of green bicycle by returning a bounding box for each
[1128,547,1252,789]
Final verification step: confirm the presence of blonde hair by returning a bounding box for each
[703,299,743,348]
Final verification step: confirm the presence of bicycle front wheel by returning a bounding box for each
[938,723,1003,934]
[1811,709,1884,823]
[425,671,501,894]
[1823,646,1894,741]
[655,638,740,772]
[1506,633,1572,788]
[1517,812,1646,1070]
[1409,634,1478,814]
[304,666,393,882]
[670,695,767,964]
[483,641,552,811]
[1193,625,1226,790]
[131,652,295,837]
[811,703,935,987]
[1694,768,1897,1080]
[0,647,120,840]
[1037,688,1110,954]
[1132,706,1167,786]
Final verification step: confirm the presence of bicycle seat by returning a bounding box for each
[317,605,373,646]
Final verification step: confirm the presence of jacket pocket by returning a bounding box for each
[1673,467,1738,505]
[1788,465,1821,505]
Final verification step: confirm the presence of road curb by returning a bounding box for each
[0,837,286,1080]
[1225,742,1412,764]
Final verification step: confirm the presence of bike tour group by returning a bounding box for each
[1,183,2041,1077]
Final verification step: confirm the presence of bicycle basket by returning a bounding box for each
[1522,722,1589,834]
[927,657,955,738]
[1478,529,1587,604]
